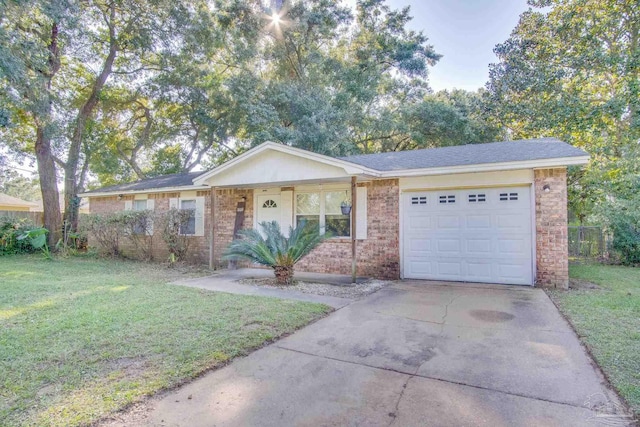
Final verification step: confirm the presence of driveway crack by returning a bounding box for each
[388,374,413,426]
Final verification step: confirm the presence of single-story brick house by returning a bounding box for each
[81,138,589,288]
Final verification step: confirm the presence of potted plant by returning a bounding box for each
[340,200,352,215]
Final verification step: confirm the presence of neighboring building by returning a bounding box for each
[80,138,589,289]
[0,193,38,212]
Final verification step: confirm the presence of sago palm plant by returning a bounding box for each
[224,220,326,285]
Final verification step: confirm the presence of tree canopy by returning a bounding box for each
[485,0,639,223]
[2,0,636,237]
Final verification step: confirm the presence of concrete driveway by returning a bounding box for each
[109,281,631,426]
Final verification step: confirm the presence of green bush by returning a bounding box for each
[0,217,44,256]
[605,198,640,265]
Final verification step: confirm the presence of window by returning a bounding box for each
[468,193,486,203]
[180,199,196,235]
[262,199,278,208]
[411,196,427,205]
[500,192,519,201]
[439,195,456,204]
[295,190,350,237]
[132,200,148,234]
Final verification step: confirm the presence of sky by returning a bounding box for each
[384,0,531,91]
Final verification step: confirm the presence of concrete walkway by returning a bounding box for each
[106,280,633,426]
[172,269,354,309]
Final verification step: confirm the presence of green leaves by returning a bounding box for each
[486,0,640,223]
[224,220,326,271]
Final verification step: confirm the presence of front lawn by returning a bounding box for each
[548,263,640,417]
[0,255,331,427]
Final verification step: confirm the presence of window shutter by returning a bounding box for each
[146,199,155,235]
[124,200,132,211]
[280,190,293,236]
[169,198,178,209]
[356,186,367,240]
[194,196,205,236]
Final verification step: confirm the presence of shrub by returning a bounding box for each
[605,198,640,265]
[224,221,325,285]
[0,217,43,255]
[158,208,194,263]
[120,210,156,261]
[79,213,123,257]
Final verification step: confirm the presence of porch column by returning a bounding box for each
[209,186,216,270]
[351,176,357,283]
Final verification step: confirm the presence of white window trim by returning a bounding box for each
[169,196,205,237]
[294,187,351,238]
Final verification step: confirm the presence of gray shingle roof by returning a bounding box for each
[84,138,588,195]
[83,171,206,194]
[340,138,588,171]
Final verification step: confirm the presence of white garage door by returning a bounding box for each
[402,187,533,285]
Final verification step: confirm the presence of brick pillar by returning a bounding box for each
[534,168,569,288]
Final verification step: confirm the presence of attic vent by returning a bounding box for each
[411,196,427,205]
[500,192,519,201]
[468,193,486,203]
[262,199,278,208]
[439,195,455,204]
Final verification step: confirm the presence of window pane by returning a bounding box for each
[296,215,320,232]
[326,215,350,237]
[133,200,147,211]
[180,199,196,235]
[296,193,320,215]
[325,191,349,215]
[181,199,196,210]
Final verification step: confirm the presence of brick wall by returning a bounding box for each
[534,168,569,288]
[211,188,254,268]
[88,191,212,264]
[296,179,400,280]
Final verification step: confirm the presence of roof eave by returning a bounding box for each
[79,184,209,198]
[377,155,591,178]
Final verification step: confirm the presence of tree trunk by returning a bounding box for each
[33,22,62,248]
[35,127,61,247]
[273,265,294,285]
[63,3,118,236]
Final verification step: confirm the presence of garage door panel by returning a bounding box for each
[407,214,432,229]
[409,238,432,253]
[437,215,461,229]
[466,238,492,254]
[436,261,463,276]
[409,261,433,274]
[467,214,492,229]
[403,187,533,286]
[436,238,461,254]
[497,238,528,254]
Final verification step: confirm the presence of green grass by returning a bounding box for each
[0,255,331,427]
[548,263,640,416]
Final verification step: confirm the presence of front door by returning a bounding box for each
[256,194,281,233]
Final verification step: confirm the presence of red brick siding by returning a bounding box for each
[534,168,569,288]
[211,188,254,268]
[296,179,400,279]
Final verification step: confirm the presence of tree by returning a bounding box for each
[0,169,41,201]
[1,0,217,241]
[485,0,640,223]
[225,221,326,285]
[0,0,71,244]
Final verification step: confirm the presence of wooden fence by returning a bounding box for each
[0,211,44,226]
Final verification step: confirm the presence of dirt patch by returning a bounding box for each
[469,309,515,323]
[239,278,390,299]
[569,278,602,290]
